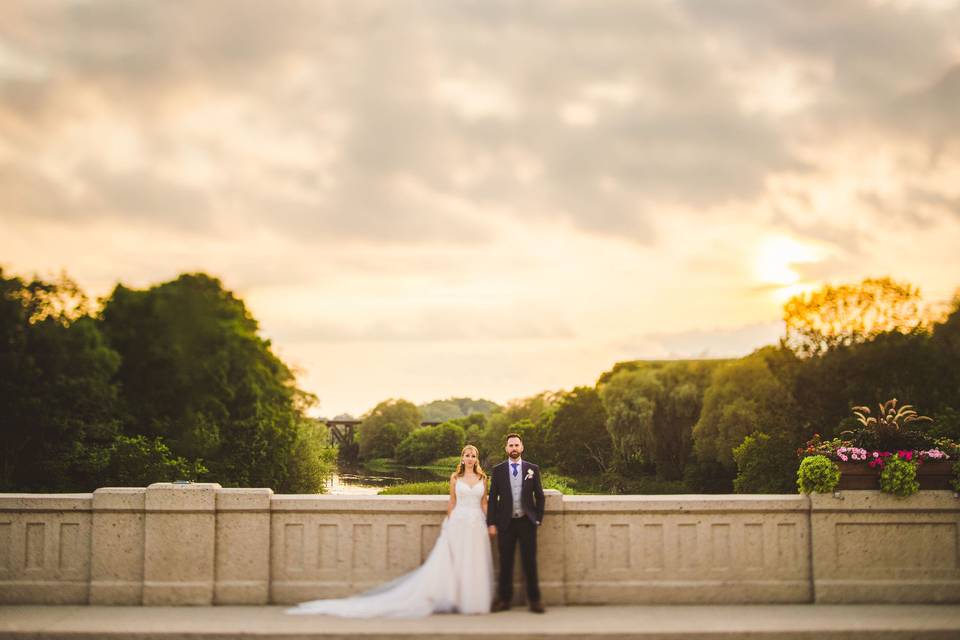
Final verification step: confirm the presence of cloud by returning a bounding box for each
[0,0,819,245]
[616,321,784,360]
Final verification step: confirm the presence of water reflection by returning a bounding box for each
[324,462,446,495]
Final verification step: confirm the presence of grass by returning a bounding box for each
[379,481,450,495]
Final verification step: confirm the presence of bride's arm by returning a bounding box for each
[446,473,457,517]
[481,478,488,516]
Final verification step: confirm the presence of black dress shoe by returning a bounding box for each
[491,599,510,612]
[528,600,546,613]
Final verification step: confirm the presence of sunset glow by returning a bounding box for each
[2,1,959,416]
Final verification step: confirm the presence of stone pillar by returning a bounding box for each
[214,487,272,604]
[89,488,145,604]
[143,482,220,605]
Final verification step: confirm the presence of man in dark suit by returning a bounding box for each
[486,432,546,613]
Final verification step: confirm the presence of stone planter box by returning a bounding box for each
[837,460,955,491]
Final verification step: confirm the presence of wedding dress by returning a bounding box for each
[287,478,494,617]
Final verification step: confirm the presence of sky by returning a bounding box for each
[2,0,959,417]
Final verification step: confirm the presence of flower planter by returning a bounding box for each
[836,460,955,491]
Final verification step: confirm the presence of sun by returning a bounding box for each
[754,236,824,300]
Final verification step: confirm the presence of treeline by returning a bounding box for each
[352,278,960,493]
[0,269,334,493]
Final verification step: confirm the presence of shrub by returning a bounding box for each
[541,471,576,494]
[395,422,466,465]
[796,455,840,494]
[732,432,799,494]
[91,435,207,487]
[880,455,919,497]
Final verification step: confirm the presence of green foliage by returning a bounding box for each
[682,457,735,493]
[732,432,799,494]
[515,416,555,463]
[545,387,611,475]
[395,422,466,465]
[418,398,500,422]
[693,347,800,468]
[791,331,948,444]
[952,461,960,493]
[599,361,718,479]
[601,472,688,494]
[283,420,338,495]
[357,399,421,460]
[0,270,122,491]
[98,273,325,492]
[93,435,207,487]
[796,455,840,494]
[1,269,333,493]
[477,392,560,464]
[928,407,960,441]
[541,471,577,494]
[598,369,657,469]
[378,481,449,495]
[880,456,920,497]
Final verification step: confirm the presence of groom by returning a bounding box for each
[487,433,546,613]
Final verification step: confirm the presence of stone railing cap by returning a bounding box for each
[216,487,273,511]
[93,487,146,510]
[145,482,221,511]
[0,494,92,511]
[562,494,811,512]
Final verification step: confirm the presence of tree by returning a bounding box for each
[598,369,658,470]
[783,277,925,357]
[395,422,466,465]
[283,419,337,494]
[545,387,612,475]
[357,399,421,459]
[99,273,326,492]
[597,362,716,478]
[477,392,560,464]
[692,347,799,468]
[419,397,500,422]
[0,269,122,491]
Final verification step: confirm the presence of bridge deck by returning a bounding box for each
[2,604,960,639]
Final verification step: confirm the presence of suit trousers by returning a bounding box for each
[496,515,540,603]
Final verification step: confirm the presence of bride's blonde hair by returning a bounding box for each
[456,444,486,480]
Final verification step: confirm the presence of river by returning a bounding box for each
[324,462,445,495]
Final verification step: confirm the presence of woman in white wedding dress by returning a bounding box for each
[287,445,494,618]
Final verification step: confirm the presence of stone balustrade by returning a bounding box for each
[1,484,957,606]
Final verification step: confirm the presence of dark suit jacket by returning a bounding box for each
[486,460,545,530]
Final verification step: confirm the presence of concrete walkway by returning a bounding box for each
[2,604,960,639]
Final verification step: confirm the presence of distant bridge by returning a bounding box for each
[322,419,443,447]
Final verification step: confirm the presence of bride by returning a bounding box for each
[287,444,494,617]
